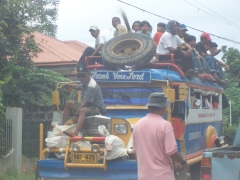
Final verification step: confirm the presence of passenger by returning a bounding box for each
[195,32,222,81]
[208,42,229,81]
[78,25,106,68]
[185,35,212,74]
[136,20,151,37]
[133,92,189,180]
[153,22,166,45]
[132,21,141,32]
[156,20,193,73]
[112,17,127,37]
[178,24,190,51]
[61,67,106,137]
[148,24,153,36]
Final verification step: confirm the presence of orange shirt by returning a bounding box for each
[153,32,163,45]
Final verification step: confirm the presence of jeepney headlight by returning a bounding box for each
[114,124,127,134]
[91,144,100,153]
[71,143,80,152]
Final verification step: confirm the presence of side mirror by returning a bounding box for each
[179,83,187,101]
[166,89,175,103]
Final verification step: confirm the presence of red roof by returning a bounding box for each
[32,32,89,66]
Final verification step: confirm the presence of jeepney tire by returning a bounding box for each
[189,162,201,180]
[101,33,156,70]
[63,117,74,126]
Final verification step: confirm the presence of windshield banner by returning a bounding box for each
[91,71,151,82]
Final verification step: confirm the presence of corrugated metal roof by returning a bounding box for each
[32,32,89,66]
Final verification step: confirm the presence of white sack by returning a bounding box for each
[52,124,75,136]
[45,136,68,149]
[98,125,128,160]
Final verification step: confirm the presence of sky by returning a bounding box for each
[56,0,240,59]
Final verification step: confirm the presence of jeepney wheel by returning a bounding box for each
[63,117,74,126]
[101,33,156,70]
[205,125,218,149]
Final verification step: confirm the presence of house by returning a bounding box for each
[32,31,89,80]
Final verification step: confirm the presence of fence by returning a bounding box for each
[22,119,51,158]
[0,119,12,159]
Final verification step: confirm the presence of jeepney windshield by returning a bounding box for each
[101,87,162,105]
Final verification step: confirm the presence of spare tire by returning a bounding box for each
[101,33,156,70]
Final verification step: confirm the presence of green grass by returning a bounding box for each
[0,169,35,180]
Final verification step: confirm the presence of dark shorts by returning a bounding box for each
[74,102,100,116]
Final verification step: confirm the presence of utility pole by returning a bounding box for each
[229,100,232,126]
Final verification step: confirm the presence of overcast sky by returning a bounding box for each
[56,0,240,59]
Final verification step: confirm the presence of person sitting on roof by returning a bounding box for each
[77,25,106,68]
[185,35,212,75]
[196,33,229,83]
[136,20,151,37]
[60,66,106,137]
[153,22,166,45]
[112,17,127,37]
[207,42,229,82]
[148,24,153,37]
[132,21,141,32]
[156,20,193,73]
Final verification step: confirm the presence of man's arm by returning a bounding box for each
[216,59,230,70]
[75,101,87,115]
[170,151,189,172]
[91,43,104,56]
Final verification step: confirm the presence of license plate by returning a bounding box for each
[72,153,98,164]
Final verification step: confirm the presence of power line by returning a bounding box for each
[116,0,240,45]
[194,0,240,29]
[183,0,240,31]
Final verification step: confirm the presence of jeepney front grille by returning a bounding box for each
[83,116,111,137]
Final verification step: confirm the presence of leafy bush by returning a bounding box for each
[222,121,238,145]
[2,66,71,108]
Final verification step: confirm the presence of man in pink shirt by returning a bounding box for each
[133,92,189,180]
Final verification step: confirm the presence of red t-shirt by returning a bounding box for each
[153,32,163,45]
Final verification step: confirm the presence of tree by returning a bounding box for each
[219,46,240,144]
[0,0,59,132]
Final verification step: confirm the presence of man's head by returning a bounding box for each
[185,35,197,48]
[77,66,91,83]
[146,92,170,115]
[200,32,212,45]
[132,21,141,32]
[89,25,100,38]
[209,42,218,53]
[178,24,188,38]
[157,22,166,33]
[112,17,121,28]
[140,20,150,33]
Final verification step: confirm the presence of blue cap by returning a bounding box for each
[179,24,188,31]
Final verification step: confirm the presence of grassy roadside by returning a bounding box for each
[0,169,35,180]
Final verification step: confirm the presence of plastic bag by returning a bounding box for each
[98,125,128,160]
[52,124,75,136]
[98,125,110,136]
[45,136,68,149]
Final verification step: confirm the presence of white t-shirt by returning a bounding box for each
[95,34,106,48]
[157,32,184,54]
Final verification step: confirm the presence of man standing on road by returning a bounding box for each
[60,67,106,136]
[133,92,189,180]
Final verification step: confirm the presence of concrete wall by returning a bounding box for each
[0,107,22,174]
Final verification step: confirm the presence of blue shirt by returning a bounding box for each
[136,31,151,37]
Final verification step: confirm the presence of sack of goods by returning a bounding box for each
[98,125,128,160]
